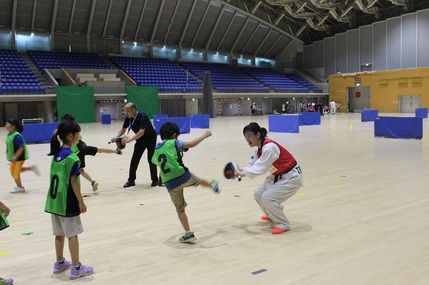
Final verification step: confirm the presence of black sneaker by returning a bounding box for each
[150,181,158,187]
[123,180,135,188]
[179,232,196,243]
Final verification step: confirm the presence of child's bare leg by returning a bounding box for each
[80,169,93,184]
[97,148,117,154]
[55,235,66,262]
[68,235,80,266]
[178,210,190,232]
[199,179,212,188]
[14,178,23,188]
[199,178,220,194]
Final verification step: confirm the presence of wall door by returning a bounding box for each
[347,86,371,112]
[399,95,421,113]
[221,100,241,116]
[186,98,199,116]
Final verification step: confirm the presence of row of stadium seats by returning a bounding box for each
[0,85,45,94]
[241,67,322,93]
[181,62,270,93]
[0,49,45,94]
[1,49,322,95]
[28,50,111,72]
[111,56,203,93]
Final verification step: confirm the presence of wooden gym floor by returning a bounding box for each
[1,113,428,285]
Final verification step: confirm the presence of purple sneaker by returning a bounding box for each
[53,259,72,274]
[0,277,13,285]
[70,263,94,279]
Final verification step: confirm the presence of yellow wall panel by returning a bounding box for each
[329,68,429,113]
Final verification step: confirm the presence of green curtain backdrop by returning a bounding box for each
[56,86,95,123]
[126,86,158,119]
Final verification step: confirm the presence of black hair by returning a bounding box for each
[60,114,75,122]
[7,119,23,133]
[243,122,268,141]
[159,122,180,140]
[48,120,81,156]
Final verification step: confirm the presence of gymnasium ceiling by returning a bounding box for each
[1,0,429,59]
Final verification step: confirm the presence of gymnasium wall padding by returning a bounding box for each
[126,86,158,120]
[56,86,95,123]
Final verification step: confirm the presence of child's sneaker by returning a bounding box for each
[116,148,122,155]
[10,186,25,193]
[32,165,40,176]
[210,179,220,194]
[70,263,94,279]
[53,259,72,273]
[0,277,13,285]
[91,181,99,192]
[179,232,196,243]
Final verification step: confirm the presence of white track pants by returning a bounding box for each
[253,166,303,230]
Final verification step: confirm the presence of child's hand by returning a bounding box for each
[203,130,212,138]
[2,207,10,217]
[79,201,87,213]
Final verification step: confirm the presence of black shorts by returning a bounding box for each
[77,146,98,169]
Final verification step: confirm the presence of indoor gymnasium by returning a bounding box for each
[1,0,429,284]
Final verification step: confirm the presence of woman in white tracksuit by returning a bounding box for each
[235,122,303,234]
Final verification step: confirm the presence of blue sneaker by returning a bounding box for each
[70,263,94,279]
[53,259,72,273]
[0,277,13,285]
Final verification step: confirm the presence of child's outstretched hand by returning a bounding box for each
[203,130,212,138]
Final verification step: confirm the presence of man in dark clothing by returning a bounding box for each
[112,102,158,188]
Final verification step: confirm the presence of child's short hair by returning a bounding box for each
[7,119,23,133]
[159,122,180,140]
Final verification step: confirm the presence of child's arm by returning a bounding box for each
[0,201,11,217]
[184,130,212,149]
[11,146,25,162]
[76,140,87,151]
[70,175,87,214]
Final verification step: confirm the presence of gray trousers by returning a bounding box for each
[254,165,303,230]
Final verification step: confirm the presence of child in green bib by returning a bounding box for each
[5,119,39,193]
[152,122,220,243]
